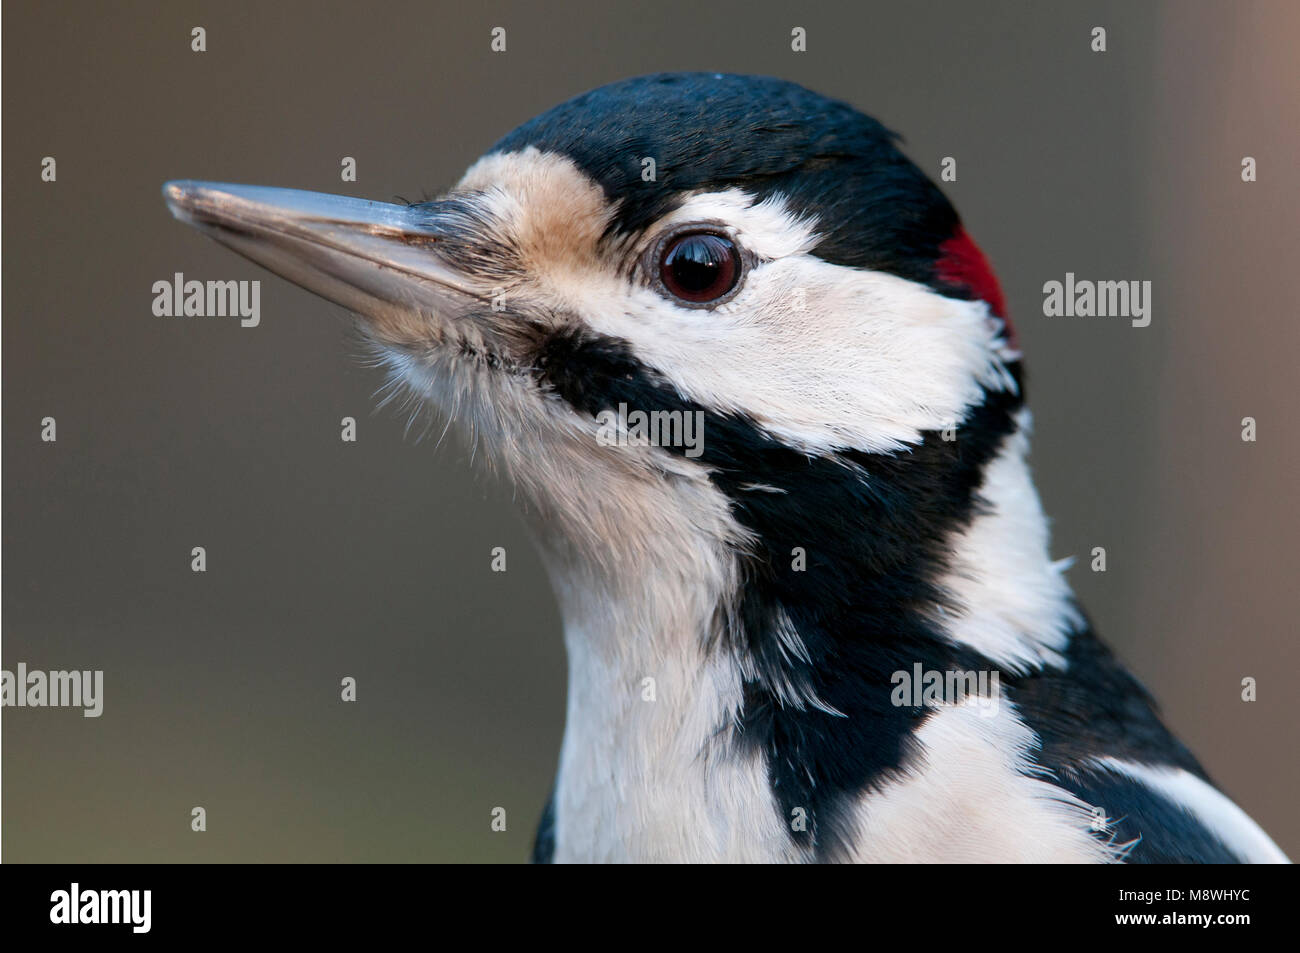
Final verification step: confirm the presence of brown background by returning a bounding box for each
[4,0,1297,862]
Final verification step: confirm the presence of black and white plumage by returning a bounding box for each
[163,73,1287,864]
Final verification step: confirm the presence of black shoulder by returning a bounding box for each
[1002,620,1243,861]
[1065,768,1245,863]
[1005,621,1208,781]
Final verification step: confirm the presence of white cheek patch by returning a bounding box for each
[576,253,1013,455]
[529,188,1015,455]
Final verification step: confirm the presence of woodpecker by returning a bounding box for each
[164,72,1288,864]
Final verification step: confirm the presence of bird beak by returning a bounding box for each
[162,180,481,326]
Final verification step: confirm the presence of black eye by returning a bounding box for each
[657,231,742,305]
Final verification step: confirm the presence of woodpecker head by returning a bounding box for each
[165,71,1018,563]
[166,72,1037,856]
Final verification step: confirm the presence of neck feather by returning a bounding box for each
[534,387,1082,860]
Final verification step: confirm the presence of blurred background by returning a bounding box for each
[4,0,1297,862]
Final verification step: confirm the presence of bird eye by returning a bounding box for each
[656,231,742,306]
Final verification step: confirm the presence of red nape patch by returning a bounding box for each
[935,227,1016,348]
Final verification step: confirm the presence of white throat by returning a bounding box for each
[530,462,800,863]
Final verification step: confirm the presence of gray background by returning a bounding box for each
[4,0,1297,862]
